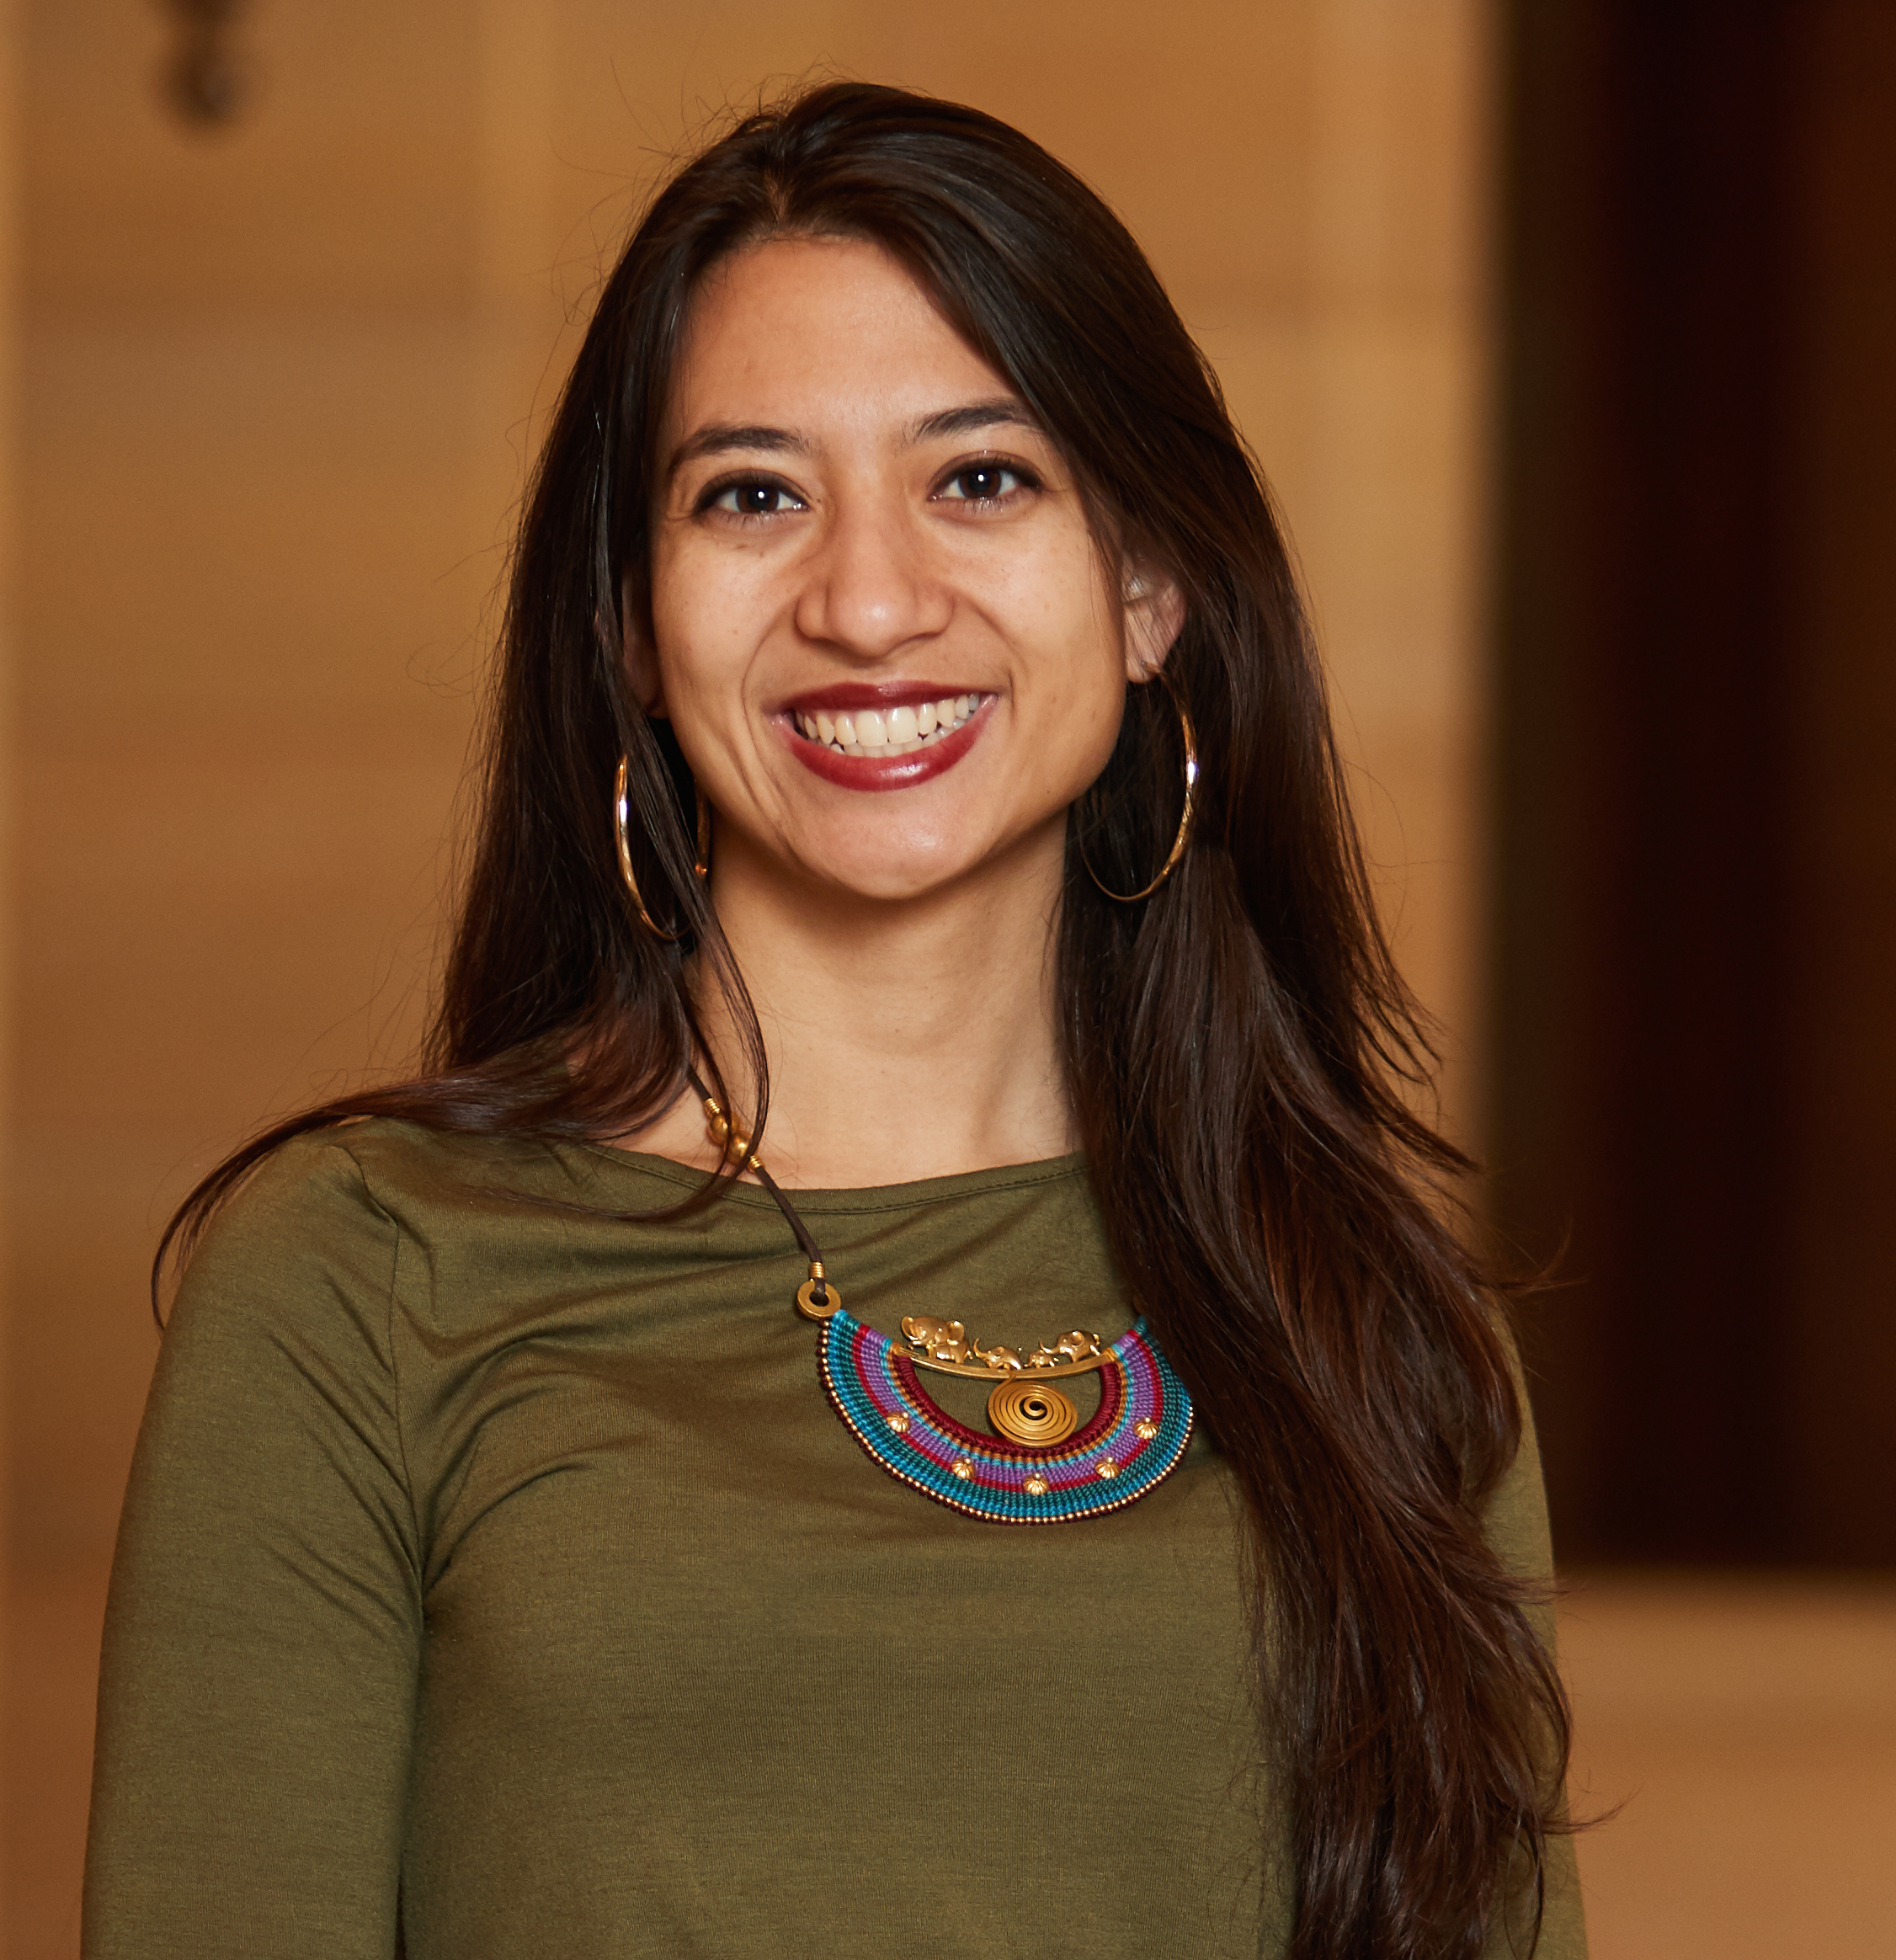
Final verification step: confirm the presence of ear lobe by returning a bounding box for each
[620,571,668,716]
[1122,572,1185,682]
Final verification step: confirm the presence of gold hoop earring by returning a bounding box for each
[1079,702,1199,903]
[614,755,711,941]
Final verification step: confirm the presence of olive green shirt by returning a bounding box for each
[84,1121,1584,1958]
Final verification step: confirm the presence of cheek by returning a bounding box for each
[1065,683,1126,800]
[1030,573,1129,770]
[648,545,759,722]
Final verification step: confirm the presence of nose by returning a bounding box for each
[792,491,951,662]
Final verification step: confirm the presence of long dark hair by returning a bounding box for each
[161,82,1570,1960]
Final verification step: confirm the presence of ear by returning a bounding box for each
[1120,566,1185,683]
[620,569,668,716]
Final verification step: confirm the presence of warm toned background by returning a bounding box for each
[1,3,1891,1957]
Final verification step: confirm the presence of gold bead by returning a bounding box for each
[1024,1473,1050,1497]
[885,1412,909,1435]
[951,1458,974,1480]
[1134,1419,1158,1441]
[1095,1458,1119,1480]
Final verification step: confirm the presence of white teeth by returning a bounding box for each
[798,693,986,758]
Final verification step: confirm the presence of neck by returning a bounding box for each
[634,826,1076,1189]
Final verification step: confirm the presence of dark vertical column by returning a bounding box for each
[1782,2,1896,1564]
[1490,0,1895,1566]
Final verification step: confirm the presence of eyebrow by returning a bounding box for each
[666,423,807,481]
[910,398,1040,441]
[665,398,1041,484]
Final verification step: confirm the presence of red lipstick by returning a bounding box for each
[778,691,993,793]
[780,679,977,716]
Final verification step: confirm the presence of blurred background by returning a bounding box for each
[0,2,1889,1955]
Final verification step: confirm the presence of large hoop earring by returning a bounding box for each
[1079,701,1199,903]
[614,755,710,942]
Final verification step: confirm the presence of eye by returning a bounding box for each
[935,460,1037,504]
[702,477,807,519]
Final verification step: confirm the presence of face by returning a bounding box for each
[634,236,1180,906]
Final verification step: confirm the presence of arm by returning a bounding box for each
[83,1137,422,1960]
[1481,1333,1589,1960]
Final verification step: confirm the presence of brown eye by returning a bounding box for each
[937,461,1033,503]
[706,477,805,518]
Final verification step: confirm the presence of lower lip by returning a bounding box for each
[781,701,990,792]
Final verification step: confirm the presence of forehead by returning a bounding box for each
[664,236,1015,439]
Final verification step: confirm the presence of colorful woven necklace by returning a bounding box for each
[692,1075,1195,1526]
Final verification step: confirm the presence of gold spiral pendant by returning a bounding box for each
[987,1377,1079,1445]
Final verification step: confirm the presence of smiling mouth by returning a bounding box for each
[791,693,986,759]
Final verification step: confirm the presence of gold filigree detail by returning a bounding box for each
[899,1316,1106,1382]
[1028,1330,1103,1369]
[901,1315,976,1364]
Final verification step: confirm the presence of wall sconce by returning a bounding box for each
[162,0,250,128]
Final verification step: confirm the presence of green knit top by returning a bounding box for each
[83,1120,1584,1959]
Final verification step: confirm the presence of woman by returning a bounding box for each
[84,82,1581,1960]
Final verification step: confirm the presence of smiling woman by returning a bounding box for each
[81,83,1584,1960]
[634,237,1147,916]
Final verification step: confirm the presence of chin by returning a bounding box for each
[813,860,978,907]
[789,830,994,906]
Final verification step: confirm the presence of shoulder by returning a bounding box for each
[187,1117,574,1271]
[186,1126,391,1281]
[173,1118,684,1349]
[169,1119,550,1342]
[167,1118,586,1386]
[164,1127,410,1366]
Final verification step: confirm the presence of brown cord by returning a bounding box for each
[684,1066,829,1305]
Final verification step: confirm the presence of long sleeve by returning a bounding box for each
[83,1137,423,1960]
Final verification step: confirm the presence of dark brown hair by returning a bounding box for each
[162,82,1570,1959]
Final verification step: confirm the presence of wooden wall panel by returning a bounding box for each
[12,10,493,1574]
[4,3,556,1947]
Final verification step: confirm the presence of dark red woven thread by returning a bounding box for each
[885,1342,1131,1457]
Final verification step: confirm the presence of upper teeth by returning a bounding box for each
[794,695,980,757]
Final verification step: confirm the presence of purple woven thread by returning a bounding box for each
[845,1322,1165,1494]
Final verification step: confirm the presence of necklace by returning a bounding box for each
[693,1077,1196,1526]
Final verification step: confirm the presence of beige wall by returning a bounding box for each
[3,3,1491,1948]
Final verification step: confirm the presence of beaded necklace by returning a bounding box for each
[690,1073,1195,1526]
